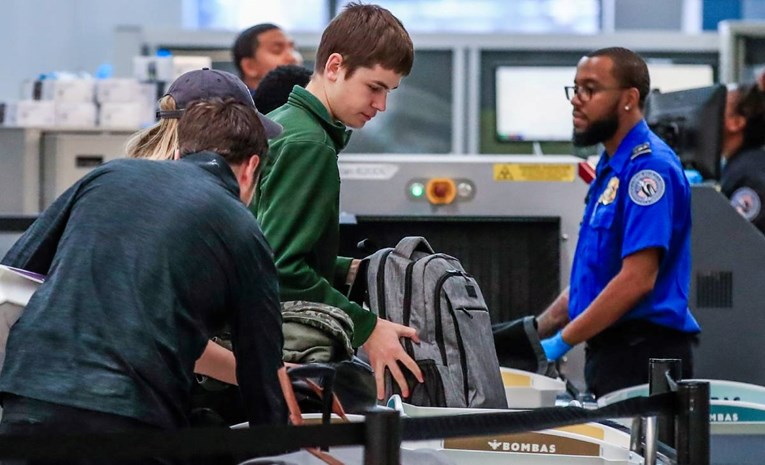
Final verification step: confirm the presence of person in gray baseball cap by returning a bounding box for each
[126,69,283,421]
[127,68,282,160]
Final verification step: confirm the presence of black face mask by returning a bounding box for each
[572,113,619,148]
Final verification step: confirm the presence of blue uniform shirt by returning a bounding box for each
[569,120,700,333]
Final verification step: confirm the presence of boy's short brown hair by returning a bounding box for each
[315,2,414,78]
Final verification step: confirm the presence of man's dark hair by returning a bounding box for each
[315,2,414,78]
[178,98,268,167]
[587,47,651,109]
[254,65,312,114]
[735,83,765,150]
[232,23,280,78]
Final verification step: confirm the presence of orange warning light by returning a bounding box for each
[425,178,457,205]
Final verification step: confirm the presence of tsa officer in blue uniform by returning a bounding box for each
[720,82,765,235]
[536,47,700,397]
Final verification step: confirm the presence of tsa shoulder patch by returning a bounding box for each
[630,143,652,159]
[730,187,761,221]
[628,170,665,206]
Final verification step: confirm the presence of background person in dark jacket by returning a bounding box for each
[0,98,286,463]
[720,82,765,234]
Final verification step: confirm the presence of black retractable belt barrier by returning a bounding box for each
[0,422,366,461]
[0,391,685,462]
[401,391,677,441]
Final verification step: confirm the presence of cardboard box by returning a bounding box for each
[3,101,56,127]
[41,79,95,103]
[171,56,213,81]
[99,102,143,129]
[54,102,98,128]
[95,79,141,104]
[133,55,213,83]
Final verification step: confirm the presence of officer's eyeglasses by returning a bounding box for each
[564,85,628,102]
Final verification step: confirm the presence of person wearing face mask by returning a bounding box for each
[535,47,700,398]
[233,23,302,95]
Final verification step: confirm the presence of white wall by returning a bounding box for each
[0,0,182,101]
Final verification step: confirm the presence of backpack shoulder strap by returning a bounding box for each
[393,236,434,259]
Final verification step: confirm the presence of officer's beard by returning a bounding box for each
[572,110,619,148]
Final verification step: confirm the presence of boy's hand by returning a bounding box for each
[362,318,424,400]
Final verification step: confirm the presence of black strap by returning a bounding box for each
[402,392,677,441]
[0,392,677,460]
[157,109,185,119]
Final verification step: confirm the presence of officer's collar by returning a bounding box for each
[603,119,650,175]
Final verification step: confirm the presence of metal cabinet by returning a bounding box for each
[0,128,132,214]
[41,131,130,208]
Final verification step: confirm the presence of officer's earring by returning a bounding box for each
[624,106,630,111]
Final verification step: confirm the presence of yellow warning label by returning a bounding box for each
[493,163,576,182]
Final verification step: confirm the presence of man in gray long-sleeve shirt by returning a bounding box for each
[0,98,286,459]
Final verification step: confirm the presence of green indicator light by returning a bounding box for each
[410,183,425,198]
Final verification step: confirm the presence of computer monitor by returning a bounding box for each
[495,66,575,142]
[644,84,726,181]
[494,64,714,143]
[646,63,714,93]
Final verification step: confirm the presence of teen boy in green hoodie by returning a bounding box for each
[252,2,423,399]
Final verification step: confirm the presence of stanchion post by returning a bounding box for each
[629,417,644,456]
[676,381,710,465]
[364,409,401,465]
[648,358,682,446]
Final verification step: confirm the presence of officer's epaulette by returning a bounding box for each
[630,142,652,160]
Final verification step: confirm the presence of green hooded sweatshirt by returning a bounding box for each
[252,86,377,347]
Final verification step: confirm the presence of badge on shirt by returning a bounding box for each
[628,170,665,206]
[598,177,620,205]
[631,143,652,159]
[730,187,761,221]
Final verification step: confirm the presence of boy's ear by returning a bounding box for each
[324,53,344,82]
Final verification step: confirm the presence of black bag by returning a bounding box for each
[290,358,376,415]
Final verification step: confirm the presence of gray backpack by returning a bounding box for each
[365,236,507,409]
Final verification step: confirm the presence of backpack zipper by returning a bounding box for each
[376,249,394,319]
[433,270,463,366]
[447,298,470,405]
[458,306,488,315]
[402,260,416,357]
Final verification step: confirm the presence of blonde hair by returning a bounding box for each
[125,95,180,160]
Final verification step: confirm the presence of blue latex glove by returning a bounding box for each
[541,331,573,361]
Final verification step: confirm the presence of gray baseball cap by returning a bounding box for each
[159,68,282,138]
